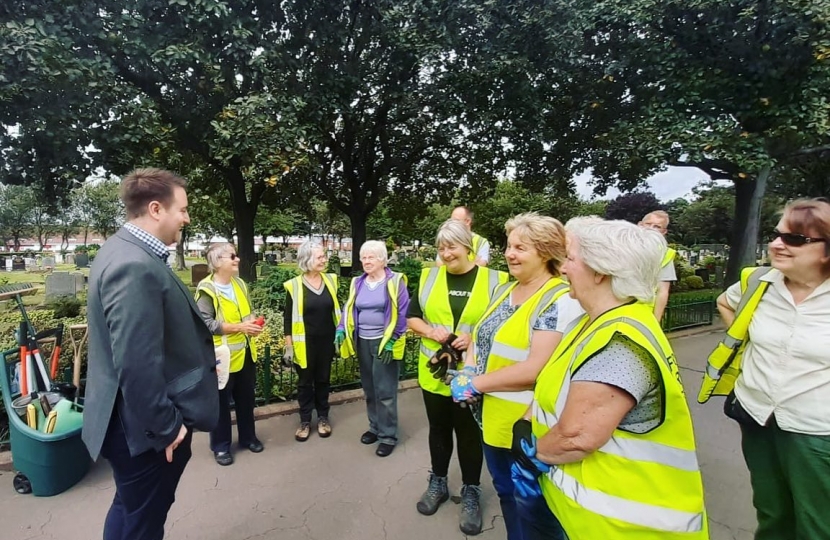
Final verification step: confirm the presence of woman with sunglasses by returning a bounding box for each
[196,243,264,466]
[716,198,830,540]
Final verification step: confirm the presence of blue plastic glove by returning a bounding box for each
[511,460,543,498]
[379,338,396,364]
[450,368,481,402]
[334,329,346,348]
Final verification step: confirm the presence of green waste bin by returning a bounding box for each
[0,350,91,496]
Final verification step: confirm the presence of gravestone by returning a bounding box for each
[73,272,86,293]
[191,263,210,286]
[5,258,12,271]
[74,253,89,268]
[46,272,78,301]
[42,256,56,269]
[11,256,25,271]
[64,253,74,266]
[24,257,36,270]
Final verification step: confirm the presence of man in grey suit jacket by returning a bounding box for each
[82,168,219,540]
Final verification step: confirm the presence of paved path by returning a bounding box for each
[0,329,756,540]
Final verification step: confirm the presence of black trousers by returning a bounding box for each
[422,389,483,486]
[101,410,192,540]
[295,335,334,423]
[210,348,257,453]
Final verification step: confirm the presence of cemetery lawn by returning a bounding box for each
[0,264,88,309]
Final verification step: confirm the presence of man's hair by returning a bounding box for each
[120,168,187,219]
[642,210,670,226]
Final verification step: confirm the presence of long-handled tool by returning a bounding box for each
[0,283,51,394]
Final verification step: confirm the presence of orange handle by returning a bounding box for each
[19,346,28,395]
[50,345,61,379]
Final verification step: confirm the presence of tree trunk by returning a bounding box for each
[225,169,261,283]
[83,227,89,245]
[726,164,771,284]
[175,237,186,271]
[348,209,368,271]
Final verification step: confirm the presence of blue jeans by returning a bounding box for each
[483,444,566,540]
[357,337,400,445]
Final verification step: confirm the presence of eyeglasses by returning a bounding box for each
[221,253,239,260]
[771,229,827,247]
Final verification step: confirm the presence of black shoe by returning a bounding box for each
[242,439,264,453]
[214,451,233,466]
[376,443,395,457]
[360,431,378,445]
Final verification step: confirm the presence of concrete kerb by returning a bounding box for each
[0,323,724,472]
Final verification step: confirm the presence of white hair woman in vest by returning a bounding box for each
[451,212,583,540]
[282,240,341,442]
[195,243,264,466]
[510,217,708,540]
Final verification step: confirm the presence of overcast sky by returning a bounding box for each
[574,166,714,202]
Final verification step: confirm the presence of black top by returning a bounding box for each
[407,266,478,329]
[284,281,336,338]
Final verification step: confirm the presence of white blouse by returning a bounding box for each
[725,270,830,435]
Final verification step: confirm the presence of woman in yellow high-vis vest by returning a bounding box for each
[283,240,341,442]
[511,217,708,540]
[336,240,410,458]
[195,243,264,467]
[450,213,583,540]
[406,219,508,535]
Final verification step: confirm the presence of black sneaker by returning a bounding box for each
[416,473,449,515]
[375,443,395,457]
[360,430,378,444]
[214,451,233,466]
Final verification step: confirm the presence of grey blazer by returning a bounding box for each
[82,228,219,460]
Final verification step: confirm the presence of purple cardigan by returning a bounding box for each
[338,268,410,340]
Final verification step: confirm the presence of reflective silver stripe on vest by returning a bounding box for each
[547,467,705,533]
[529,283,568,323]
[706,363,721,378]
[599,437,699,471]
[292,335,306,343]
[419,268,441,312]
[458,323,474,334]
[227,342,247,352]
[420,343,438,358]
[722,335,741,349]
[490,390,534,405]
[490,342,529,362]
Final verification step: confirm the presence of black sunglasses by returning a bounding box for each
[221,253,239,260]
[771,229,827,247]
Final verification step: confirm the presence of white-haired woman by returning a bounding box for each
[336,240,410,457]
[195,243,264,466]
[510,217,708,540]
[450,212,583,540]
[407,219,508,535]
[283,240,341,441]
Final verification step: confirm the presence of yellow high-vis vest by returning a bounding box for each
[416,266,508,396]
[283,273,342,369]
[340,272,408,360]
[472,277,569,448]
[645,247,676,310]
[469,233,489,262]
[196,276,258,373]
[697,266,774,403]
[533,302,709,540]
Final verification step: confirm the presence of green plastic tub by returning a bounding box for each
[1,351,91,496]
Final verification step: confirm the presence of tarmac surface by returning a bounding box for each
[0,327,757,540]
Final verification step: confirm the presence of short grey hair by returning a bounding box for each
[297,240,324,273]
[205,242,235,273]
[360,240,388,265]
[435,219,474,254]
[565,216,666,303]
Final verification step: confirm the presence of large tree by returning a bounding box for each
[573,0,830,282]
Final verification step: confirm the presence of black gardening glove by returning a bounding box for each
[511,419,542,478]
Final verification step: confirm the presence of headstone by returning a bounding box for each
[73,272,86,293]
[42,256,56,269]
[12,256,25,271]
[260,264,272,277]
[74,253,89,268]
[64,253,74,266]
[46,272,78,301]
[5,258,12,271]
[24,257,36,270]
[191,263,210,286]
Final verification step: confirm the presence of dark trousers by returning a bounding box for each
[295,336,334,423]
[422,389,483,485]
[515,484,566,540]
[210,349,257,453]
[741,418,830,540]
[101,411,192,540]
[357,337,400,445]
